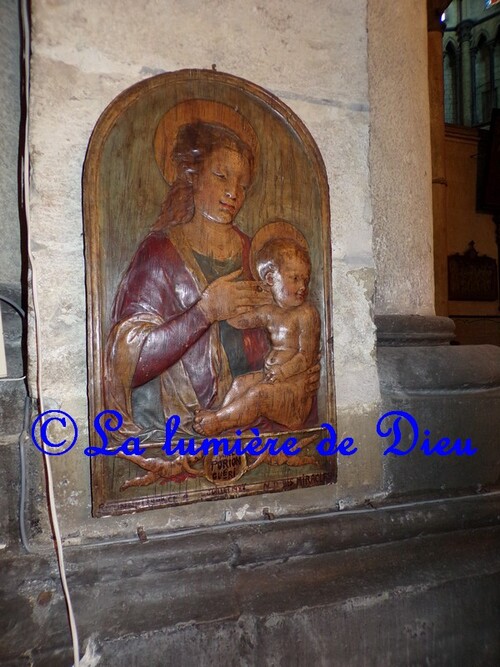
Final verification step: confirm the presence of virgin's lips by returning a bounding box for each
[220,200,236,213]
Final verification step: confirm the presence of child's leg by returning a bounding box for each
[221,371,264,407]
[251,384,312,430]
[194,381,307,436]
[193,383,263,436]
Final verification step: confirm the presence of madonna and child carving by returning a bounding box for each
[84,71,335,514]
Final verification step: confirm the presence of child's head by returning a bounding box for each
[255,238,311,308]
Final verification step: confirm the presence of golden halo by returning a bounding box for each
[154,99,260,185]
[249,220,309,281]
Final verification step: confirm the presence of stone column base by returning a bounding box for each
[375,314,500,495]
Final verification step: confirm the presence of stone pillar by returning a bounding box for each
[488,40,496,121]
[471,46,477,126]
[457,20,473,126]
[368,2,500,501]
[428,10,449,316]
[494,38,499,74]
[368,1,435,316]
[494,214,500,303]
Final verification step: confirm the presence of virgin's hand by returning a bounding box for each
[294,362,321,397]
[265,367,284,384]
[198,270,272,322]
[305,363,321,395]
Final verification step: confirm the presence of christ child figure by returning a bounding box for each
[194,222,320,437]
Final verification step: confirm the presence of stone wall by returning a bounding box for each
[20,0,500,541]
[0,0,27,550]
[2,1,500,664]
[0,0,22,287]
[26,0,381,542]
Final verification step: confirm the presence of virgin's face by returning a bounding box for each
[192,146,251,225]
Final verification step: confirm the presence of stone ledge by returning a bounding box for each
[95,554,500,667]
[377,342,500,494]
[1,518,499,665]
[13,491,500,567]
[375,314,455,346]
[377,344,500,394]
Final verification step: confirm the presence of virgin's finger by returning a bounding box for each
[234,281,265,292]
[306,367,321,381]
[234,305,254,315]
[250,291,274,303]
[234,299,271,311]
[221,269,243,282]
[306,377,321,391]
[234,293,272,306]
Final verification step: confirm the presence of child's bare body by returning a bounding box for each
[193,237,320,436]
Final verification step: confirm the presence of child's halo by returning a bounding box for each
[249,220,309,282]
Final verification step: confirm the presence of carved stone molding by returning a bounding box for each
[456,20,474,44]
[375,314,455,347]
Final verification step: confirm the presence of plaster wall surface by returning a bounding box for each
[27,0,382,540]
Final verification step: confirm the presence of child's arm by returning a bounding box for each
[227,306,269,330]
[266,351,309,383]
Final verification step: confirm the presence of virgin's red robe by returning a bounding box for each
[105,225,269,439]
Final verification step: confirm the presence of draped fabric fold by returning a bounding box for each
[104,226,269,441]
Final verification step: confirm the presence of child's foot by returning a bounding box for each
[193,410,224,437]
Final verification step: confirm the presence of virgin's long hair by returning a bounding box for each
[153,122,254,231]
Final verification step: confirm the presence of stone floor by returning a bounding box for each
[1,494,500,666]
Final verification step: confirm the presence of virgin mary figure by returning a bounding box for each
[105,100,271,442]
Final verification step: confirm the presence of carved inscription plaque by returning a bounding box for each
[84,70,336,516]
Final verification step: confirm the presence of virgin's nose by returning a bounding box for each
[225,178,245,202]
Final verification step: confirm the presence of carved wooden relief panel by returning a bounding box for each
[84,70,336,516]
